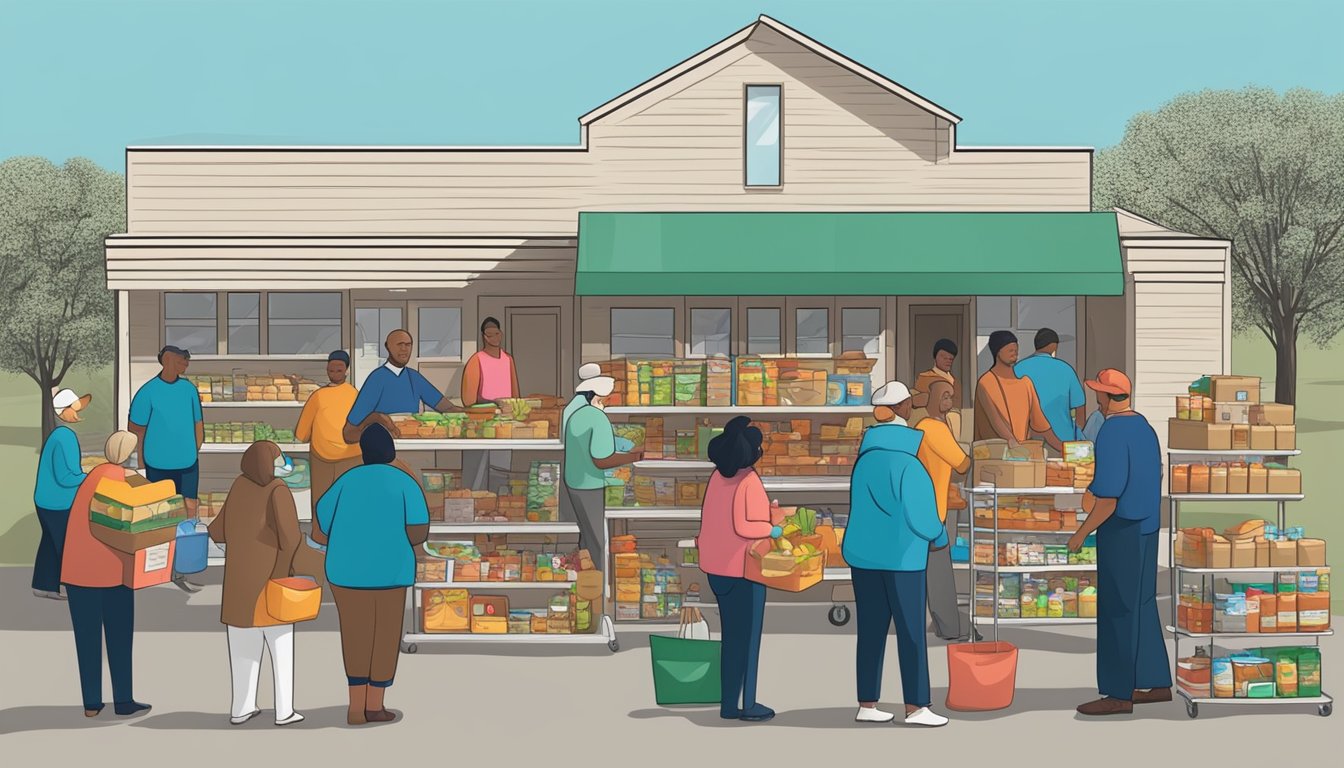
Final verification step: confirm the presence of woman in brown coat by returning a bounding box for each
[208,441,306,727]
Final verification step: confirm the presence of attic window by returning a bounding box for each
[745,85,782,187]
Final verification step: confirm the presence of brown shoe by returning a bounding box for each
[1132,688,1172,704]
[365,709,398,723]
[1077,697,1134,716]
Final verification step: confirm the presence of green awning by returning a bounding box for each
[576,212,1123,296]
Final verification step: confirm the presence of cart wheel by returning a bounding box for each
[404,643,418,655]
[1185,701,1198,719]
[1319,703,1332,717]
[828,605,851,627]
[608,639,620,653]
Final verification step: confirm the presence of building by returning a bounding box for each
[105,14,1231,458]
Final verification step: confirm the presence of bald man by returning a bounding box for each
[344,330,459,444]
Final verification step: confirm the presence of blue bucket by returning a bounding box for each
[175,521,209,575]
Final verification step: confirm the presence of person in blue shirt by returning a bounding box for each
[1069,368,1172,716]
[314,423,429,726]
[1014,328,1086,443]
[128,345,205,593]
[32,388,93,600]
[843,381,950,729]
[342,329,459,444]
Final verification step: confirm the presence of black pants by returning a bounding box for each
[65,584,135,711]
[707,574,767,716]
[1096,517,1171,700]
[852,567,930,707]
[33,507,70,593]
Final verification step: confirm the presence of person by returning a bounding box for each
[296,350,362,504]
[912,338,963,410]
[32,388,92,600]
[342,329,459,444]
[562,363,602,432]
[1069,369,1172,716]
[1014,328,1086,443]
[561,366,640,563]
[61,431,151,718]
[128,345,205,592]
[915,380,978,642]
[843,381,950,728]
[315,424,429,726]
[973,330,1064,453]
[695,416,786,722]
[1081,408,1106,443]
[208,441,306,727]
[461,317,521,491]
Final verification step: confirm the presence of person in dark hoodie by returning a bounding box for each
[843,380,950,728]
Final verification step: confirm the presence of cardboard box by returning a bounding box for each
[469,595,510,633]
[1255,538,1270,567]
[1210,536,1232,569]
[1227,465,1249,494]
[117,540,175,590]
[1231,538,1257,569]
[1171,464,1190,494]
[90,523,178,555]
[1267,468,1301,495]
[1270,540,1298,567]
[1214,403,1251,425]
[1297,539,1326,567]
[1210,375,1261,404]
[1231,425,1251,451]
[1168,419,1232,451]
[1275,425,1296,450]
[1248,466,1269,495]
[1249,425,1276,451]
[1189,464,1211,494]
[1210,466,1228,494]
[1250,403,1294,426]
[977,460,1045,489]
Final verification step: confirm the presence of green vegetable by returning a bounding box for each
[797,507,817,536]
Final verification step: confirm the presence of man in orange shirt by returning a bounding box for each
[974,331,1064,453]
[916,380,977,641]
[296,351,367,504]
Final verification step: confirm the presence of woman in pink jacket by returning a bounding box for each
[695,416,785,722]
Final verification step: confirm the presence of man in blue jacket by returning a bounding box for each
[843,381,950,728]
[32,388,92,600]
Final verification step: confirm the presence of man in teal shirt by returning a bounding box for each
[32,388,93,600]
[562,366,639,561]
[1015,328,1086,443]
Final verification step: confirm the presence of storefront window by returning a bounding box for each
[611,308,674,357]
[747,308,781,355]
[163,293,218,355]
[690,308,731,357]
[267,292,342,356]
[1017,296,1077,368]
[795,308,829,355]
[418,307,463,359]
[226,293,260,355]
[841,308,880,356]
[745,85,782,187]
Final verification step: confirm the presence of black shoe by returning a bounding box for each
[740,704,775,722]
[115,701,152,717]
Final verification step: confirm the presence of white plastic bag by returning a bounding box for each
[678,607,711,641]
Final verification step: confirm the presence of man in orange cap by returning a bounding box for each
[1069,369,1171,716]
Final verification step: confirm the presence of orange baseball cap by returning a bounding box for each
[1085,368,1132,396]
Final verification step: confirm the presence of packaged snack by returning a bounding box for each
[1276,650,1299,698]
[1297,649,1322,697]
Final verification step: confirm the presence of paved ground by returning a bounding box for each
[1,566,1337,765]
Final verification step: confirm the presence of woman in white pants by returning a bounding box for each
[208,441,306,726]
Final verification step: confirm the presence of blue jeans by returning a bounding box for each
[33,507,70,593]
[1096,517,1172,700]
[146,462,200,500]
[852,567,930,707]
[707,574,766,716]
[65,584,135,711]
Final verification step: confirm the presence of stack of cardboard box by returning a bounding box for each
[1169,375,1296,451]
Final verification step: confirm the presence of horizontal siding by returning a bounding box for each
[1133,282,1225,457]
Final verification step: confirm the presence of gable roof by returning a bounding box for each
[580,15,962,127]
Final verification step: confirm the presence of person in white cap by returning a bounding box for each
[32,388,93,599]
[843,381,950,728]
[561,363,640,566]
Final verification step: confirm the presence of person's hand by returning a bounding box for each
[769,500,787,525]
[1068,531,1087,553]
[623,449,643,465]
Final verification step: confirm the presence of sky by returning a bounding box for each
[3,0,1341,171]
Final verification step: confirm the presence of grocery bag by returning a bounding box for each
[265,577,322,623]
[678,606,711,641]
[945,640,1018,711]
[649,634,721,706]
[173,520,209,575]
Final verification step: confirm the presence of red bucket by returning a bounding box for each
[945,641,1018,711]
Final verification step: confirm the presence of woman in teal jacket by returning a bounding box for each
[843,381,950,728]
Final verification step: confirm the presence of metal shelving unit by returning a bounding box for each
[1166,446,1331,718]
[605,405,872,415]
[200,438,564,454]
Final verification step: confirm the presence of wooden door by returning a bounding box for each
[507,307,562,397]
[909,305,968,407]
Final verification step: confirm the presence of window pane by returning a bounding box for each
[747,308,781,355]
[165,325,217,355]
[419,307,463,358]
[745,85,781,186]
[164,292,216,320]
[795,308,829,355]
[842,308,881,356]
[976,297,1012,335]
[226,293,260,355]
[690,308,732,357]
[611,309,674,357]
[164,293,217,354]
[268,293,342,355]
[1016,297,1076,334]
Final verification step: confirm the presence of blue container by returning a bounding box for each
[951,536,970,563]
[842,375,871,406]
[175,521,209,575]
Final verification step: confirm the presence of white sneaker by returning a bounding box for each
[275,712,305,727]
[855,706,896,723]
[905,707,949,727]
[230,710,261,726]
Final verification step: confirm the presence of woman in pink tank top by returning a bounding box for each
[462,317,520,405]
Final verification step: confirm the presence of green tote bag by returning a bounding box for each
[649,634,722,706]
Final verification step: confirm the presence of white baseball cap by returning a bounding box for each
[576,374,615,397]
[577,363,602,380]
[871,381,912,407]
[52,388,93,423]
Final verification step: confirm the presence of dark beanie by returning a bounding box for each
[1034,328,1060,351]
[328,349,351,366]
[988,330,1018,361]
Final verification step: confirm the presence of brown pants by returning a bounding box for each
[310,454,363,507]
[331,585,406,687]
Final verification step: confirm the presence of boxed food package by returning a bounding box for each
[1214,403,1251,425]
[1276,425,1297,450]
[1210,375,1261,403]
[1298,592,1330,632]
[1249,425,1276,450]
[1257,594,1278,632]
[1277,591,1298,632]
[1270,540,1298,567]
[1212,657,1234,698]
[116,540,175,590]
[1248,465,1269,494]
[422,589,470,633]
[1250,403,1294,426]
[977,460,1045,489]
[1228,465,1249,494]
[1267,468,1301,495]
[1168,419,1232,451]
[1231,538,1257,569]
[1297,649,1322,697]
[1171,464,1190,494]
[1177,654,1211,697]
[1231,425,1251,451]
[1232,656,1274,697]
[1210,465,1228,494]
[1297,539,1326,567]
[91,522,179,555]
[469,595,509,634]
[1189,464,1211,494]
